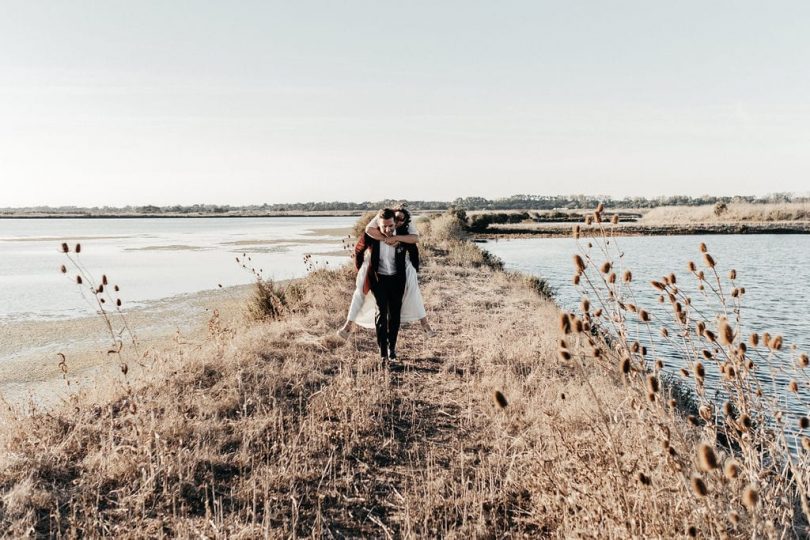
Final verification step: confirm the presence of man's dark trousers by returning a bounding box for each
[371,274,405,357]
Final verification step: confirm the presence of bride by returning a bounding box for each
[337,206,434,339]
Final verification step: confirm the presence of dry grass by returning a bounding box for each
[641,202,810,223]
[0,211,806,537]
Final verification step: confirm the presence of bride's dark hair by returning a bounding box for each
[395,206,412,230]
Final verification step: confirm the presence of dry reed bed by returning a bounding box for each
[640,202,810,224]
[0,212,805,537]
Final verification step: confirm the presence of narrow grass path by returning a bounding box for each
[327,260,550,537]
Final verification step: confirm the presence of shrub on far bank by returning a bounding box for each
[421,211,467,245]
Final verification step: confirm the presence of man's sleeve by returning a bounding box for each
[353,234,367,271]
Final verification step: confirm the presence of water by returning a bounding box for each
[483,234,810,439]
[0,216,356,321]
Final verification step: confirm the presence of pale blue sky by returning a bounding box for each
[1,1,809,206]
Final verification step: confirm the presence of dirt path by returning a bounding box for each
[317,261,545,537]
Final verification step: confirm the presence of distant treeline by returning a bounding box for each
[2,193,807,215]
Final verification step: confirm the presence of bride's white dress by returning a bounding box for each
[347,256,426,329]
[346,218,426,329]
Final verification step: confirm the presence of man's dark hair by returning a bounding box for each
[379,208,396,220]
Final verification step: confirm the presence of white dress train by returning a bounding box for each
[347,255,426,329]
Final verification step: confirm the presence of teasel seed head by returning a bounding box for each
[493,391,508,409]
[558,349,572,361]
[770,335,783,351]
[802,436,810,452]
[585,214,593,225]
[61,242,69,253]
[705,330,716,343]
[600,261,611,274]
[686,525,698,538]
[580,298,590,313]
[596,202,605,213]
[724,459,741,479]
[798,416,809,430]
[102,274,108,285]
[690,475,708,497]
[116,298,122,307]
[702,349,713,360]
[688,261,697,272]
[559,313,572,334]
[749,333,759,347]
[611,214,619,225]
[742,484,759,511]
[680,368,690,378]
[655,359,664,370]
[593,308,603,318]
[572,225,580,239]
[573,255,586,273]
[646,375,659,394]
[661,327,669,338]
[728,511,740,526]
[699,242,708,253]
[75,243,81,254]
[651,280,666,291]
[573,318,583,333]
[729,269,737,280]
[573,274,580,285]
[722,401,734,417]
[719,320,734,346]
[607,272,616,283]
[60,264,67,274]
[799,353,809,368]
[703,253,716,268]
[739,413,752,431]
[788,380,799,393]
[593,212,601,224]
[114,285,120,292]
[620,357,631,374]
[76,275,83,285]
[695,363,705,379]
[697,443,719,471]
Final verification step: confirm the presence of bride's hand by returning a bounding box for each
[384,237,399,246]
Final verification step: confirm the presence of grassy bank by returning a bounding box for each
[0,212,806,537]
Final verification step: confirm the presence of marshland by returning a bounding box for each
[0,209,808,537]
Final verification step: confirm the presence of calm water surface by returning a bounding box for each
[0,217,356,321]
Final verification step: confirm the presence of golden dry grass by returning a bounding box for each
[0,212,805,537]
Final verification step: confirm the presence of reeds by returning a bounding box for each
[569,203,810,535]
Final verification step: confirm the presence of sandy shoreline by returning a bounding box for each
[0,283,255,408]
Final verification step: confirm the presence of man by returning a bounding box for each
[355,208,408,361]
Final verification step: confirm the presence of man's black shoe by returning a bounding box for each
[388,348,397,361]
